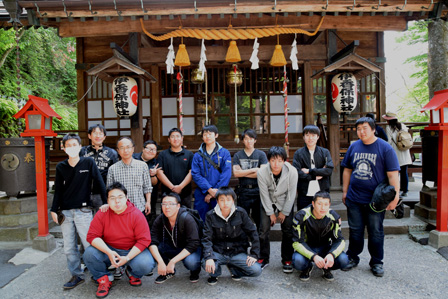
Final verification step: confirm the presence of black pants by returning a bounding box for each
[297,194,313,211]
[236,187,261,229]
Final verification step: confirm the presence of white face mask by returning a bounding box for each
[65,146,81,158]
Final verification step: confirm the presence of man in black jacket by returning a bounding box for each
[149,193,202,284]
[202,187,262,285]
[293,125,334,210]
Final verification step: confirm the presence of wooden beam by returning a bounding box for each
[129,33,143,150]
[330,40,360,63]
[76,37,88,143]
[19,1,433,18]
[55,15,409,37]
[150,65,161,144]
[378,31,386,117]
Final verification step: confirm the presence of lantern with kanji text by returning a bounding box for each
[112,76,138,118]
[331,72,358,113]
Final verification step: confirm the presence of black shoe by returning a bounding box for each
[371,264,384,277]
[299,265,313,281]
[155,272,175,284]
[207,276,218,285]
[282,261,293,274]
[258,259,269,270]
[113,266,125,279]
[341,258,358,271]
[401,192,408,197]
[231,274,242,281]
[145,270,154,277]
[322,269,334,281]
[189,270,200,283]
[63,276,85,289]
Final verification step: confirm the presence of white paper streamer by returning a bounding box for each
[165,37,175,74]
[199,39,207,80]
[249,37,259,70]
[290,35,299,71]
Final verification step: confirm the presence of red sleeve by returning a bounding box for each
[132,210,152,251]
[87,211,105,244]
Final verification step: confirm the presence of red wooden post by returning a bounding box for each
[437,128,448,232]
[34,136,49,236]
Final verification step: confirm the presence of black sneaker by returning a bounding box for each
[341,258,358,271]
[231,274,242,281]
[113,266,125,279]
[189,270,200,283]
[145,270,154,277]
[207,276,218,285]
[258,259,269,270]
[322,269,334,281]
[63,276,85,289]
[371,264,384,277]
[401,192,408,197]
[155,273,175,284]
[282,261,293,274]
[299,265,313,281]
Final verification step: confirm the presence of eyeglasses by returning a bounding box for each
[161,203,178,207]
[144,148,157,153]
[118,146,134,151]
[108,195,126,202]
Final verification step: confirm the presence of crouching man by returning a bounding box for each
[292,191,349,281]
[150,193,202,284]
[83,182,156,298]
[202,187,262,285]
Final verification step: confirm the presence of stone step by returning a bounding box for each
[419,190,437,209]
[0,193,53,215]
[269,213,427,241]
[0,211,39,227]
[49,224,63,239]
[414,203,437,221]
[0,221,57,242]
[330,203,411,221]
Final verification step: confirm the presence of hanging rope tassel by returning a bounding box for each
[283,65,289,157]
[234,64,240,144]
[177,71,184,133]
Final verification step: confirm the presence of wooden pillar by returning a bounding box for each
[150,65,161,144]
[428,19,448,98]
[76,37,87,142]
[377,32,386,118]
[129,33,143,150]
[303,61,314,126]
[326,30,341,187]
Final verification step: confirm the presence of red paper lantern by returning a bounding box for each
[331,73,358,113]
[112,76,138,118]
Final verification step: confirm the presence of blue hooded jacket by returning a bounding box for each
[191,142,232,199]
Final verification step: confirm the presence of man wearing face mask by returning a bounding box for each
[50,133,107,290]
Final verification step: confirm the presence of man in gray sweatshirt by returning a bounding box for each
[257,146,298,273]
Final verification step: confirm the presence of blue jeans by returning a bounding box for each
[194,190,217,221]
[83,245,156,280]
[346,198,385,266]
[60,208,93,278]
[158,242,202,272]
[292,246,349,271]
[202,252,262,278]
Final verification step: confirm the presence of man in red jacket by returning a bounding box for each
[83,182,155,298]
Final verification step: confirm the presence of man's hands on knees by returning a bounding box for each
[313,254,335,269]
[157,262,167,276]
[108,251,127,268]
[205,259,215,274]
[246,256,257,267]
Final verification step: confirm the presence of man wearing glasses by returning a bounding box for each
[149,193,202,284]
[133,140,161,226]
[292,125,334,211]
[107,137,152,216]
[83,182,155,298]
[157,128,194,208]
[80,124,119,211]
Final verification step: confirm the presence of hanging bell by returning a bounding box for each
[191,67,205,84]
[226,64,243,86]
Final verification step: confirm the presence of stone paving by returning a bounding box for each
[1,236,448,299]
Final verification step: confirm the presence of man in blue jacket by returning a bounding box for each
[191,125,232,220]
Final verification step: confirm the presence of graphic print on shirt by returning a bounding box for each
[352,152,377,180]
[239,159,260,170]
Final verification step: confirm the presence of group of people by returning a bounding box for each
[50,115,404,298]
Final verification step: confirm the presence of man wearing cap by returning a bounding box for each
[341,117,400,277]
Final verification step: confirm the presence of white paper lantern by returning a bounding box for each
[112,76,138,118]
[331,73,358,113]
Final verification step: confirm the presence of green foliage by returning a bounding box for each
[0,98,24,138]
[0,26,78,136]
[395,20,430,122]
